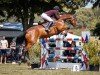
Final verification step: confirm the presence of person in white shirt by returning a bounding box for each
[0,36,8,64]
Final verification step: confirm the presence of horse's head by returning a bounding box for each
[60,13,77,27]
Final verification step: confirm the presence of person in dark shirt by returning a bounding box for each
[41,6,60,31]
[10,40,17,64]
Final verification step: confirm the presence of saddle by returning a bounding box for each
[42,22,54,31]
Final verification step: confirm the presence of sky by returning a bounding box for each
[84,0,96,8]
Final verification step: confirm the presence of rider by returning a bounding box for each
[41,6,60,31]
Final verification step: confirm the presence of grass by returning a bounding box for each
[0,63,100,75]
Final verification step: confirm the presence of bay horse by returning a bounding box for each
[25,13,77,50]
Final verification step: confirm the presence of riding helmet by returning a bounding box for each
[53,6,60,10]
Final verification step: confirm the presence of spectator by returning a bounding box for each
[0,42,2,64]
[61,30,71,62]
[0,36,8,64]
[10,40,17,64]
[71,41,76,47]
[75,49,89,70]
[70,41,76,56]
[17,44,24,63]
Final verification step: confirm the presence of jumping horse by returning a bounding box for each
[25,13,77,51]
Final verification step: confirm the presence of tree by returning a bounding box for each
[92,0,100,9]
[63,0,86,9]
[0,0,87,31]
[83,41,100,65]
[0,0,62,31]
[93,23,100,37]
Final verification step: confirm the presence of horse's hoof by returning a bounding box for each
[18,61,21,65]
[27,62,31,66]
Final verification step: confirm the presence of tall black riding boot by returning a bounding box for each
[45,21,53,31]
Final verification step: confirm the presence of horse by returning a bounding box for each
[25,13,77,51]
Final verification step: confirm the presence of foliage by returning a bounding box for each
[83,41,100,65]
[28,43,41,64]
[0,0,87,30]
[76,8,100,29]
[0,0,61,30]
[93,22,100,36]
[63,0,85,9]
[0,0,99,31]
[92,0,100,9]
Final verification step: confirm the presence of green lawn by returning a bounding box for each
[0,63,99,75]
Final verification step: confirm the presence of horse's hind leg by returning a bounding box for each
[26,43,33,50]
[25,32,39,50]
[25,31,39,67]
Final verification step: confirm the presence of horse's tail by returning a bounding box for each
[17,31,31,65]
[16,31,29,51]
[16,31,25,45]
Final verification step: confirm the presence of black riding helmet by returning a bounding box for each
[53,6,60,11]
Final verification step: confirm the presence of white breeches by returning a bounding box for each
[41,13,54,22]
